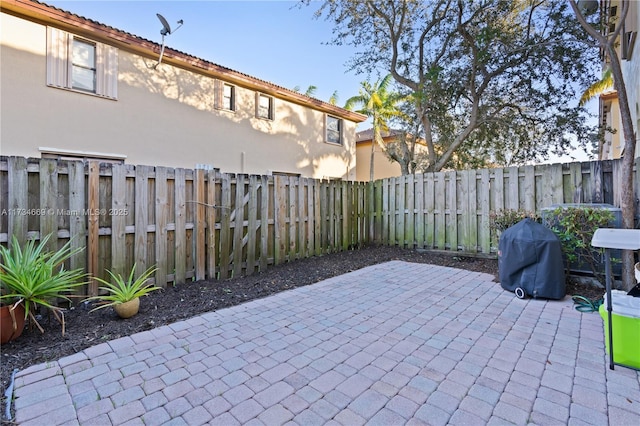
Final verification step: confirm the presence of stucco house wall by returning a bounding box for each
[0,1,365,179]
[598,0,639,160]
[355,140,403,181]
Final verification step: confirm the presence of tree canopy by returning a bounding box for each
[306,0,599,171]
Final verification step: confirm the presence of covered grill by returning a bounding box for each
[498,218,565,299]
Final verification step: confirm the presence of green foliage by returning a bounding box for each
[345,74,407,180]
[489,209,539,235]
[0,234,86,334]
[543,207,615,285]
[308,0,599,170]
[86,264,160,311]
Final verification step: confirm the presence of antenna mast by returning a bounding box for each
[153,13,183,70]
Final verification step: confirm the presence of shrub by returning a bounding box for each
[85,264,160,311]
[489,209,539,236]
[543,206,615,286]
[0,234,87,334]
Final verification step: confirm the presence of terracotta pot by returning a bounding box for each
[114,298,140,319]
[1,303,26,344]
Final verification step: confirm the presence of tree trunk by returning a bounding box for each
[369,139,375,182]
[607,44,637,290]
[570,0,637,290]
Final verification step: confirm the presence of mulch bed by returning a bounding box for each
[0,245,604,423]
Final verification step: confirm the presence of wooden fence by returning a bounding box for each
[369,159,638,254]
[0,156,637,296]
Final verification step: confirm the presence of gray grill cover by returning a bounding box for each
[498,218,566,299]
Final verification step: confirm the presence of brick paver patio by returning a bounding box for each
[12,261,640,425]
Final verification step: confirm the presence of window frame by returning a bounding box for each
[325,115,343,145]
[70,37,97,93]
[222,83,236,111]
[256,93,274,120]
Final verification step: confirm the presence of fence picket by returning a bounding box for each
[68,160,86,287]
[206,170,217,279]
[155,167,169,287]
[233,175,246,277]
[424,173,435,249]
[134,166,150,275]
[522,165,535,212]
[218,173,232,278]
[260,175,270,269]
[87,161,100,296]
[568,162,583,203]
[7,157,28,246]
[446,171,457,251]
[397,175,406,247]
[434,172,445,250]
[195,169,206,281]
[480,168,491,253]
[111,164,127,278]
[414,174,424,249]
[39,159,57,253]
[247,175,258,275]
[174,168,187,284]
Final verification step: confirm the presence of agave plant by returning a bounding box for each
[86,264,160,312]
[0,234,86,334]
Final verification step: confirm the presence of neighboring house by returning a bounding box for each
[0,0,366,179]
[355,128,430,181]
[598,0,639,160]
[356,129,403,181]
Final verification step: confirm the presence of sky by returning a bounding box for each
[45,0,593,164]
[45,0,367,112]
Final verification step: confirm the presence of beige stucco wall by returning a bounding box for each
[355,141,402,181]
[0,13,358,180]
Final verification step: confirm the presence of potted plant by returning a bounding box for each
[86,264,160,318]
[0,234,86,342]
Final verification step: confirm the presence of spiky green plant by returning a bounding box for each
[86,264,160,311]
[0,234,86,334]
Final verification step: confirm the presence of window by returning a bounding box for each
[326,115,342,145]
[71,38,96,92]
[256,93,274,120]
[215,80,236,111]
[46,27,118,99]
[223,83,235,111]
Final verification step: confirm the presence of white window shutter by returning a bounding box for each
[46,27,69,88]
[96,43,118,99]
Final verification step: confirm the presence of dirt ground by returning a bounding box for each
[0,245,604,423]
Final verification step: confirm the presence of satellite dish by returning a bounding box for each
[152,13,184,69]
[157,13,172,35]
[577,0,598,15]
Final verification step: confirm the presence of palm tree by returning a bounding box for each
[328,90,339,106]
[579,67,613,106]
[345,74,405,181]
[293,85,318,97]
